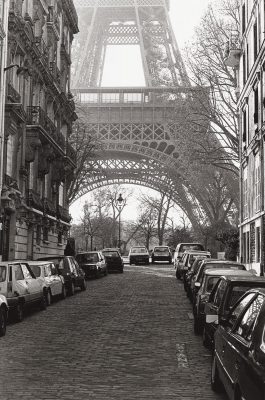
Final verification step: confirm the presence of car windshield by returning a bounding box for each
[29,265,41,278]
[131,248,147,254]
[154,247,169,253]
[206,277,220,293]
[76,253,99,263]
[103,251,119,257]
[180,244,204,252]
[0,266,6,282]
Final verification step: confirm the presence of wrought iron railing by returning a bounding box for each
[35,37,49,65]
[49,62,61,84]
[27,189,43,211]
[43,197,57,216]
[27,106,56,134]
[47,6,60,33]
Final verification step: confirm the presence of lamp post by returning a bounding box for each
[117,193,124,250]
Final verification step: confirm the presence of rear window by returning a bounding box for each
[131,248,147,254]
[228,286,253,308]
[180,244,204,252]
[206,276,220,293]
[154,247,169,254]
[102,251,119,257]
[0,266,6,282]
[76,253,99,263]
[30,265,41,278]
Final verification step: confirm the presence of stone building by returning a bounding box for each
[226,0,265,274]
[0,0,78,261]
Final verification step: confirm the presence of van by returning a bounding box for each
[173,243,204,268]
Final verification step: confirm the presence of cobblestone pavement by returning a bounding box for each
[0,264,227,400]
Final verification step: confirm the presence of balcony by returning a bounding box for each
[49,62,61,85]
[7,83,21,103]
[27,189,43,211]
[35,37,49,66]
[43,197,57,217]
[47,6,60,39]
[224,34,241,68]
[57,205,71,223]
[66,142,77,165]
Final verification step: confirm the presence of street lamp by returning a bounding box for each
[117,193,124,250]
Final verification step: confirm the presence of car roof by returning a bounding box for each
[102,248,119,251]
[37,256,68,260]
[202,259,244,266]
[219,275,265,283]
[203,269,251,277]
[77,251,99,254]
[26,261,55,266]
[183,250,210,254]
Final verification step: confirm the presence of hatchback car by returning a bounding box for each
[173,242,204,269]
[0,261,46,322]
[76,251,107,279]
[193,269,252,335]
[27,261,66,305]
[151,246,172,264]
[38,256,86,295]
[176,250,211,280]
[101,249,124,273]
[203,274,265,349]
[211,288,265,400]
[128,246,150,265]
[185,256,208,299]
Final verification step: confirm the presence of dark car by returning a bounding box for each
[185,256,208,299]
[76,251,107,279]
[193,269,252,335]
[191,260,246,304]
[151,246,172,264]
[203,274,265,349]
[101,249,124,273]
[176,250,211,280]
[128,246,150,265]
[211,288,265,400]
[37,256,86,295]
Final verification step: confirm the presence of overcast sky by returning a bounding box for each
[70,0,212,223]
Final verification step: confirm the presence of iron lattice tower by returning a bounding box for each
[72,0,211,229]
[72,0,190,88]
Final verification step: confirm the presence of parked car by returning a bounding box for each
[176,250,211,280]
[185,256,209,299]
[101,248,124,273]
[191,260,246,304]
[27,261,66,305]
[173,242,204,269]
[211,288,265,400]
[37,256,86,295]
[0,294,8,337]
[0,261,46,322]
[203,274,265,349]
[128,246,150,265]
[193,269,252,335]
[76,251,107,278]
[151,246,172,264]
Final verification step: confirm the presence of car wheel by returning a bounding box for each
[193,316,203,335]
[68,282,75,296]
[211,354,223,392]
[0,307,7,337]
[39,292,47,310]
[61,285,67,299]
[80,279,87,291]
[176,269,181,279]
[46,290,52,306]
[15,302,24,322]
[202,327,210,349]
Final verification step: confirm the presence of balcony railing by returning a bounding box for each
[47,6,60,35]
[49,62,61,84]
[43,197,57,217]
[27,106,56,134]
[7,83,21,103]
[66,142,77,164]
[35,37,49,65]
[57,205,71,223]
[27,189,43,211]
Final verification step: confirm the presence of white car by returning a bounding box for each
[0,295,8,337]
[28,261,66,305]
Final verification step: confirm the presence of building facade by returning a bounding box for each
[0,0,78,261]
[227,0,265,274]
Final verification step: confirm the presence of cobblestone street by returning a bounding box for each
[0,265,227,400]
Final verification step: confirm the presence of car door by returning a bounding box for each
[21,263,42,302]
[217,292,257,399]
[9,264,29,301]
[50,263,62,295]
[229,294,264,400]
[206,280,227,340]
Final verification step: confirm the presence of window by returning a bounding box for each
[235,295,264,340]
[44,265,52,277]
[36,225,41,245]
[254,86,259,124]
[243,175,248,219]
[14,265,24,281]
[228,292,256,328]
[59,183,64,206]
[43,226,49,242]
[242,106,248,145]
[253,20,258,60]
[242,3,246,34]
[255,157,261,212]
[21,264,33,280]
[256,227,261,263]
[0,266,6,282]
[30,265,41,278]
[228,286,251,308]
[214,280,227,307]
[58,231,62,244]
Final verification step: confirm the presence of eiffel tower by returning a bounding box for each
[72,0,209,229]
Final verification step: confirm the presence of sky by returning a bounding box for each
[70,0,212,224]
